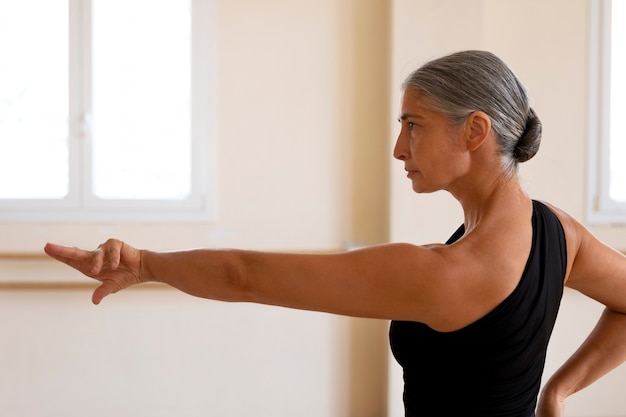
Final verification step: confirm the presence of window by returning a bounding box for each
[588,0,626,223]
[0,0,215,222]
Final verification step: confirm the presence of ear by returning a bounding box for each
[464,111,492,152]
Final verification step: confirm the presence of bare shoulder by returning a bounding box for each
[348,238,523,331]
[355,241,490,330]
[540,201,626,312]
[255,241,481,330]
[538,201,584,279]
[247,207,543,330]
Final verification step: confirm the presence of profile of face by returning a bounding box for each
[393,88,470,194]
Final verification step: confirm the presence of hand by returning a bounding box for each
[536,386,566,417]
[44,239,145,304]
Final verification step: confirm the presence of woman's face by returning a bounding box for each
[393,89,469,194]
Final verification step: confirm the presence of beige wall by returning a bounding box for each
[1,0,625,416]
[1,1,390,416]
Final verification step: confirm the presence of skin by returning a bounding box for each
[44,88,626,416]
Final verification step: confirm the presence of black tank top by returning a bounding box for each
[389,200,567,417]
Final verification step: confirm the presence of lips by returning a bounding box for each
[405,168,420,177]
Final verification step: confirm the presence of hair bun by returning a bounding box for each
[514,108,542,163]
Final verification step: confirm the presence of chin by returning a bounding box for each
[411,181,440,194]
[412,185,436,194]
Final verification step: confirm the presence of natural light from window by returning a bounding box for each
[0,1,68,199]
[610,0,626,202]
[0,0,193,202]
[92,0,191,200]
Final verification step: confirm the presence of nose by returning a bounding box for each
[393,132,407,161]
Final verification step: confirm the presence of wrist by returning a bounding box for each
[139,249,156,283]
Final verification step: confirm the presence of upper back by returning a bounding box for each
[389,200,568,416]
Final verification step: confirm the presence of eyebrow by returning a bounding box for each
[397,113,425,122]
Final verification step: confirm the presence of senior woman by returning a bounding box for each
[45,50,626,417]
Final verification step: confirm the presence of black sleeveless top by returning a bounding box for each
[389,200,567,417]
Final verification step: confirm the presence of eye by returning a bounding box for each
[408,121,415,129]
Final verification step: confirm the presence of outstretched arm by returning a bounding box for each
[44,239,467,326]
[44,240,269,305]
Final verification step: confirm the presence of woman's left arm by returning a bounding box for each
[537,218,626,417]
[537,308,626,417]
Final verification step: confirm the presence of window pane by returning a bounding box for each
[610,0,626,202]
[92,0,191,200]
[0,0,69,199]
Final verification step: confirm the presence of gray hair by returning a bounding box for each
[402,50,541,176]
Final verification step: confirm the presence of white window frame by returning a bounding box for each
[0,0,216,223]
[587,0,626,224]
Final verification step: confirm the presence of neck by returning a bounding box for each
[448,171,529,234]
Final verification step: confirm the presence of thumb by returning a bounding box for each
[91,281,119,305]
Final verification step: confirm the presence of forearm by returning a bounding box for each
[543,308,626,399]
[140,248,251,302]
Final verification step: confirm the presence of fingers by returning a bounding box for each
[101,239,122,270]
[46,239,140,305]
[44,242,91,262]
[44,242,101,276]
[44,239,124,277]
